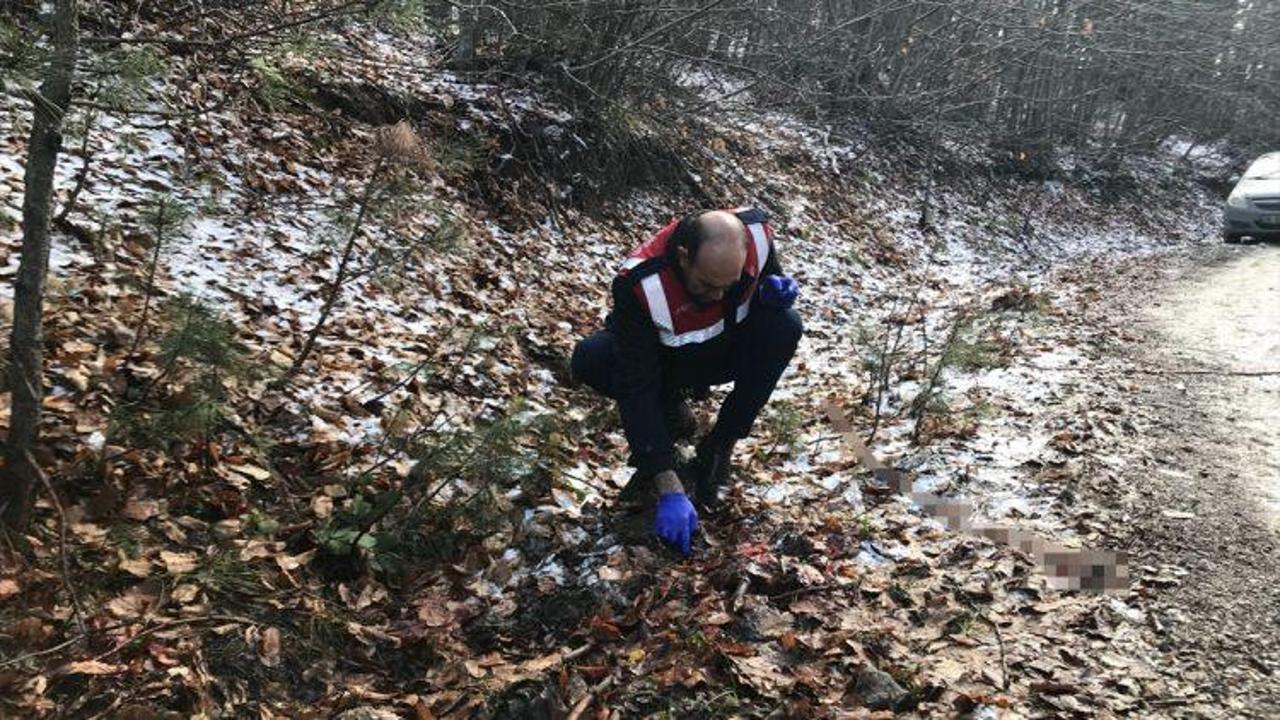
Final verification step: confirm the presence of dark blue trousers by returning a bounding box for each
[571,306,802,446]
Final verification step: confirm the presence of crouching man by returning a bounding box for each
[571,208,802,556]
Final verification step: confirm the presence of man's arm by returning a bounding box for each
[761,225,784,277]
[610,275,677,482]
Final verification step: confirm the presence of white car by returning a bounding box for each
[1224,152,1280,243]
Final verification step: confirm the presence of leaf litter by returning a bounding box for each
[0,15,1231,719]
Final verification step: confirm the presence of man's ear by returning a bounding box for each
[676,245,690,271]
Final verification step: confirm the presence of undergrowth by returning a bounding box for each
[314,402,555,578]
[111,294,253,449]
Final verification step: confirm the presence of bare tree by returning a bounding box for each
[2,0,80,530]
[448,0,1280,158]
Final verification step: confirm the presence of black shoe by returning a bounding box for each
[618,468,652,505]
[689,437,737,511]
[618,465,697,507]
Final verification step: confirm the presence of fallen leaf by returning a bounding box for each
[418,600,451,628]
[61,366,90,391]
[58,660,126,676]
[160,551,199,574]
[146,642,181,667]
[780,631,798,650]
[121,500,160,521]
[106,587,156,620]
[275,549,315,572]
[259,626,282,667]
[229,463,272,482]
[0,579,19,599]
[117,555,152,578]
[589,616,622,640]
[71,522,108,546]
[728,652,796,692]
[312,494,334,518]
[172,584,201,604]
[12,617,50,645]
[521,651,562,672]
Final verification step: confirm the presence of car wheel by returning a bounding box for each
[1224,233,1242,244]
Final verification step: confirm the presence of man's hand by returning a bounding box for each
[653,470,698,556]
[758,274,799,309]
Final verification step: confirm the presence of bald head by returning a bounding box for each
[676,210,748,304]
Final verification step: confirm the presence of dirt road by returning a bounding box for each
[1153,245,1280,521]
[1107,244,1280,717]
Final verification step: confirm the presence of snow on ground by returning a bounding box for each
[699,115,1222,549]
[0,25,1223,586]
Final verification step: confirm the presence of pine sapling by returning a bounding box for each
[128,195,188,360]
[283,121,427,381]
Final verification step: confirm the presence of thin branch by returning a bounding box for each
[89,615,257,662]
[0,633,84,668]
[565,0,730,72]
[979,613,1010,691]
[1133,368,1280,378]
[563,642,596,662]
[567,674,615,720]
[82,0,372,49]
[26,450,87,637]
[770,584,839,602]
[283,154,387,381]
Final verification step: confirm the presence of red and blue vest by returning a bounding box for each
[618,208,774,348]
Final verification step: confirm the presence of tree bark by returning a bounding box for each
[2,0,79,530]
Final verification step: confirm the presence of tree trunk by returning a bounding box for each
[2,0,79,530]
[452,6,478,71]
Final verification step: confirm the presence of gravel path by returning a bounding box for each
[1104,244,1280,717]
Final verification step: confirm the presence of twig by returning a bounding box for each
[127,198,178,359]
[563,642,596,662]
[283,154,387,381]
[90,615,256,662]
[54,102,99,228]
[770,584,838,602]
[565,0,729,72]
[729,576,750,614]
[0,634,84,668]
[910,307,972,445]
[82,0,371,49]
[567,674,615,720]
[978,613,1009,691]
[71,93,235,119]
[0,619,140,668]
[26,450,87,637]
[1133,368,1280,378]
[1149,697,1193,708]
[360,354,434,406]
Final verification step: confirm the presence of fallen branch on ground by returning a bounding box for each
[979,613,1010,691]
[27,450,87,637]
[567,674,615,720]
[91,615,257,662]
[1134,368,1280,378]
[0,634,85,669]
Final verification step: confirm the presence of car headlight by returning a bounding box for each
[1227,193,1250,208]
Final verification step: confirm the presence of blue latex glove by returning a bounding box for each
[758,275,799,309]
[654,492,699,557]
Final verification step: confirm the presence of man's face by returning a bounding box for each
[677,245,744,305]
